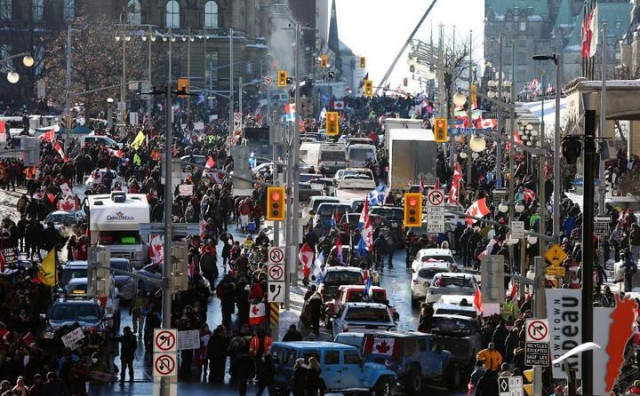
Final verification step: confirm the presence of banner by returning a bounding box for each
[546,289,582,379]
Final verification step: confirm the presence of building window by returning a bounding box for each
[63,0,75,21]
[0,45,12,68]
[204,1,218,28]
[128,0,141,25]
[205,50,218,85]
[0,0,11,20]
[166,0,180,28]
[33,0,43,22]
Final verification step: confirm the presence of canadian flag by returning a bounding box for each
[60,183,72,198]
[149,234,164,264]
[54,142,69,162]
[371,338,395,356]
[479,118,497,129]
[57,197,77,211]
[473,287,483,314]
[205,156,215,169]
[299,243,314,270]
[108,148,122,158]
[40,129,56,143]
[249,302,266,325]
[448,163,462,205]
[465,197,490,225]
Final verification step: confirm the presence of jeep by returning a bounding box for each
[361,331,461,394]
[270,341,397,396]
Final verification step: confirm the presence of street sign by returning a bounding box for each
[546,266,566,277]
[263,76,272,85]
[509,376,523,396]
[595,216,610,237]
[525,319,550,342]
[480,255,505,304]
[525,342,550,366]
[268,247,285,265]
[426,189,445,207]
[267,282,285,303]
[153,353,177,377]
[498,376,509,396]
[426,189,445,234]
[267,264,285,282]
[511,221,525,239]
[154,329,177,353]
[544,244,567,267]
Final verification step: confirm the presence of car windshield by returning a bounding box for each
[99,231,141,245]
[348,148,375,162]
[46,213,74,223]
[344,307,391,322]
[370,208,404,221]
[51,303,99,321]
[422,255,455,264]
[61,268,87,286]
[318,205,349,217]
[320,151,346,161]
[432,276,474,288]
[312,199,338,212]
[435,308,476,318]
[346,290,387,304]
[323,271,363,285]
[431,317,473,335]
[418,268,449,280]
[110,261,130,272]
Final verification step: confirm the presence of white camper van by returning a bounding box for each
[87,192,150,269]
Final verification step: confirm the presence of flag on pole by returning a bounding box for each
[465,197,490,225]
[363,276,373,298]
[313,250,325,284]
[54,142,68,162]
[38,249,56,286]
[448,163,462,205]
[249,302,266,325]
[588,4,598,58]
[130,131,146,150]
[285,103,296,122]
[358,197,373,252]
[368,184,386,206]
[205,156,216,169]
[40,129,55,143]
[473,287,483,314]
[434,177,440,191]
[335,235,343,264]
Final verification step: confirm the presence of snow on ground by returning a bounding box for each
[0,188,23,222]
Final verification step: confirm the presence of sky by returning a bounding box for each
[335,0,485,92]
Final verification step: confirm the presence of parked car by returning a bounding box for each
[425,273,477,304]
[42,298,114,339]
[429,314,484,372]
[411,248,457,272]
[361,331,461,394]
[326,285,399,322]
[410,260,451,303]
[332,302,396,338]
[270,341,397,396]
[318,267,364,301]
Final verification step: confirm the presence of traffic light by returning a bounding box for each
[470,84,477,105]
[364,80,373,97]
[277,70,288,87]
[320,55,328,68]
[523,369,534,396]
[266,186,286,221]
[177,77,189,97]
[403,193,422,227]
[433,118,448,143]
[359,56,366,69]
[326,112,339,136]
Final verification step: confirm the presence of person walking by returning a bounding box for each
[117,326,137,383]
[291,358,307,396]
[306,357,322,396]
[474,369,499,396]
[476,342,503,372]
[230,352,254,396]
[129,290,148,337]
[255,354,276,396]
[207,325,230,384]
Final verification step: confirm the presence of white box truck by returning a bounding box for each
[87,192,150,269]
[388,129,437,191]
[383,118,424,148]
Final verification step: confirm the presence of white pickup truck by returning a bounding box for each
[335,174,377,202]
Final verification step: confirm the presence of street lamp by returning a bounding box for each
[469,134,487,152]
[532,53,561,242]
[453,93,467,106]
[0,53,35,84]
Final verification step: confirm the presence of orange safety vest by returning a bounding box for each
[249,335,273,356]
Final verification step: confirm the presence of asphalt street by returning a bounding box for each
[101,225,467,396]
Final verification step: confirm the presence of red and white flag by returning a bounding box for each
[335,234,343,264]
[465,197,490,225]
[419,175,425,194]
[371,338,395,356]
[298,243,314,269]
[249,302,266,325]
[479,118,497,130]
[358,197,373,252]
[57,196,77,211]
[448,163,462,205]
[510,283,519,303]
[40,129,56,143]
[473,287,483,314]
[434,177,440,191]
[60,183,72,197]
[54,142,69,162]
[205,156,215,169]
[149,234,164,264]
[108,148,122,158]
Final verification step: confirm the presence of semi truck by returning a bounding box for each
[383,118,424,149]
[388,129,437,190]
[87,192,150,269]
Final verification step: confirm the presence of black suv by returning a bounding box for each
[369,206,405,248]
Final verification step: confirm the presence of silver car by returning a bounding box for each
[332,302,396,338]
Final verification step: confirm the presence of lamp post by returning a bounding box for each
[106,97,114,130]
[0,53,34,84]
[532,53,562,242]
[115,32,131,133]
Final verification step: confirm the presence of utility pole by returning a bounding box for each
[496,34,503,188]
[466,29,473,185]
[147,25,153,125]
[598,24,608,217]
[121,30,127,133]
[228,28,234,136]
[187,27,192,112]
[553,54,562,241]
[292,23,302,289]
[160,33,174,396]
[65,24,72,140]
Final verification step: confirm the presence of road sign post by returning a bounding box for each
[498,375,523,396]
[425,189,445,234]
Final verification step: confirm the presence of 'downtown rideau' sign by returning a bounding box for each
[546,289,582,379]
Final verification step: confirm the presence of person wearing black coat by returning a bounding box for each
[42,372,69,396]
[207,325,230,384]
[117,326,137,383]
[474,369,499,396]
[255,354,276,396]
[282,324,303,342]
[230,353,254,396]
[306,357,322,396]
[291,359,307,396]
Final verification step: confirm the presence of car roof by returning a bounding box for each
[416,261,449,270]
[272,341,356,350]
[432,314,473,320]
[53,299,99,306]
[63,261,88,268]
[326,267,362,273]
[418,248,454,256]
[434,303,475,311]
[343,302,388,309]
[67,277,88,285]
[433,272,474,279]
[362,330,429,339]
[47,210,73,216]
[338,285,384,292]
